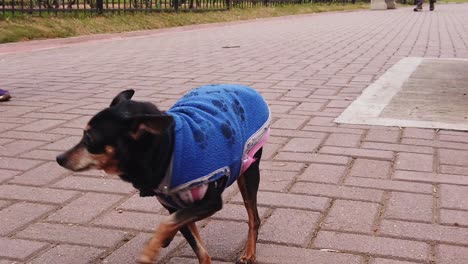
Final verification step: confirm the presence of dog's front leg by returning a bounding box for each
[138,194,223,264]
[138,218,179,264]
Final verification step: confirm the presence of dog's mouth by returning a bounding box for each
[57,145,121,175]
[57,145,98,172]
[65,163,96,172]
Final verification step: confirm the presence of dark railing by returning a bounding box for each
[1,0,362,15]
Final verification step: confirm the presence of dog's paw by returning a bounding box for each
[236,257,255,264]
[137,255,153,264]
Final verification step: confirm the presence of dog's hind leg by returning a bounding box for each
[180,223,211,264]
[236,148,262,264]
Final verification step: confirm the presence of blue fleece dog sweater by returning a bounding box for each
[155,84,270,208]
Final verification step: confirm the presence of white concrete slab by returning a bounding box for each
[335,57,468,131]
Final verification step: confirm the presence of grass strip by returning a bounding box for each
[0,3,369,43]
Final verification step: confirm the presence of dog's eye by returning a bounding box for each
[83,132,93,146]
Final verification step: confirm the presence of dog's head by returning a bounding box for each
[56,90,173,176]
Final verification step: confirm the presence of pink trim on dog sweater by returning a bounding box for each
[241,128,270,175]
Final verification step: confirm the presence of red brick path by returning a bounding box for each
[0,4,468,264]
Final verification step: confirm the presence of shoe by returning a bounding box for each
[414,6,422,11]
[430,4,434,10]
[0,89,11,102]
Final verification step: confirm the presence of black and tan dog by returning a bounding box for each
[56,84,271,264]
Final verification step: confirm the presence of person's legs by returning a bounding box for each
[429,0,435,10]
[0,89,11,102]
[414,0,423,11]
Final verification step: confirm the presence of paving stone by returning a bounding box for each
[439,148,468,166]
[0,140,45,156]
[361,142,433,154]
[48,127,83,136]
[10,161,70,186]
[30,245,104,264]
[167,257,230,264]
[275,152,350,165]
[323,200,380,233]
[299,163,347,184]
[291,182,383,203]
[41,136,82,151]
[0,157,43,171]
[213,203,268,222]
[282,138,322,153]
[439,134,468,144]
[324,133,362,147]
[0,138,15,146]
[0,237,48,260]
[345,177,433,195]
[256,243,362,264]
[117,193,164,213]
[436,244,468,264]
[380,220,468,245]
[0,185,78,204]
[0,123,20,132]
[1,106,40,118]
[439,184,468,210]
[395,153,434,172]
[319,146,394,161]
[23,112,81,120]
[269,104,294,114]
[296,102,326,112]
[384,192,433,222]
[370,258,419,264]
[393,170,468,185]
[303,126,365,135]
[16,223,127,247]
[400,138,440,148]
[178,221,246,260]
[259,208,321,246]
[19,149,62,161]
[350,159,391,179]
[402,138,468,152]
[314,231,429,261]
[104,233,183,264]
[231,191,330,212]
[270,128,327,139]
[1,130,64,142]
[47,192,123,224]
[0,202,55,235]
[0,169,18,183]
[365,129,400,143]
[272,118,307,129]
[308,116,336,127]
[260,161,305,172]
[94,210,166,232]
[327,100,351,108]
[439,165,468,175]
[14,119,65,132]
[258,170,296,192]
[0,200,11,209]
[440,209,468,227]
[61,115,93,128]
[53,176,135,194]
[262,142,282,160]
[403,128,435,140]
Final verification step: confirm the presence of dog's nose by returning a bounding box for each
[56,154,67,167]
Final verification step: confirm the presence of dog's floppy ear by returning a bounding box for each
[130,115,174,140]
[110,89,135,107]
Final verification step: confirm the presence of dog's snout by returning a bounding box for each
[56,154,67,167]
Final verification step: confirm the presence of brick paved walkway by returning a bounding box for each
[1,4,468,264]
